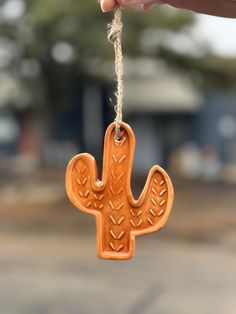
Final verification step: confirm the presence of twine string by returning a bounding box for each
[108,8,123,140]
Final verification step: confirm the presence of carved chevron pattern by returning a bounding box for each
[94,194,104,201]
[146,177,168,226]
[109,185,124,196]
[110,230,125,240]
[112,154,126,164]
[109,242,124,252]
[109,215,125,225]
[109,201,124,211]
[66,122,174,260]
[111,169,124,181]
[108,148,127,254]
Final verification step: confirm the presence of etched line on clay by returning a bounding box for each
[120,137,126,147]
[137,219,143,227]
[112,154,118,163]
[109,185,115,195]
[117,172,124,181]
[151,198,157,206]
[110,215,116,225]
[117,244,124,252]
[84,190,90,198]
[151,187,158,195]
[116,187,124,195]
[117,216,125,225]
[130,219,135,228]
[110,230,117,240]
[116,202,124,211]
[109,242,116,251]
[111,170,116,180]
[158,209,164,217]
[160,200,166,207]
[159,189,167,196]
[109,201,115,210]
[81,166,87,173]
[149,209,156,217]
[118,231,125,240]
[130,209,135,217]
[148,218,154,226]
[137,210,142,217]
[118,155,126,164]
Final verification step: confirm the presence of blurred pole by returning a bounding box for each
[132,115,163,176]
[83,85,103,161]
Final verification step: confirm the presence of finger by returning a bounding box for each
[100,0,117,12]
[164,0,236,18]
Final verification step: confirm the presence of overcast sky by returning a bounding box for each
[193,14,236,57]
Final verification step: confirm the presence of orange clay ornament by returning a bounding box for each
[66,122,174,260]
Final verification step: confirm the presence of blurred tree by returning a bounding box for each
[0,0,235,116]
[0,0,194,110]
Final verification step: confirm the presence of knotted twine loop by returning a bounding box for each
[108,8,123,140]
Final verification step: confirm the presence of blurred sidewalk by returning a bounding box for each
[0,234,236,314]
[0,171,236,314]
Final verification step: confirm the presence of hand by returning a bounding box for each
[100,0,236,18]
[100,0,158,12]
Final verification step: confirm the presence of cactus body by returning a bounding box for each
[66,122,174,260]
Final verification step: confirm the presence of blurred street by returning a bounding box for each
[0,171,236,314]
[1,234,236,314]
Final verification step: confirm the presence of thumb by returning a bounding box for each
[100,0,117,12]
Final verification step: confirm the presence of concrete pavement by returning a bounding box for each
[0,233,235,314]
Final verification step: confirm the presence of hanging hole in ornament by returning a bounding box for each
[115,135,123,142]
[114,128,124,142]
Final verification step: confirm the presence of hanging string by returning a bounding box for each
[108,7,124,140]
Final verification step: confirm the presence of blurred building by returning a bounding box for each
[1,57,236,183]
[80,58,236,183]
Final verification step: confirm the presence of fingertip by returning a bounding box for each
[101,0,116,12]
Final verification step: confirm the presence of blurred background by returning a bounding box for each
[0,0,236,313]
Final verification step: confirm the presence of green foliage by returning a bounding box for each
[23,0,195,63]
[0,0,234,110]
[0,0,195,107]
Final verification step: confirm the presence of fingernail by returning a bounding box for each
[100,0,106,12]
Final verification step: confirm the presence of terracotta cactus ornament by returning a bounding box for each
[66,123,174,260]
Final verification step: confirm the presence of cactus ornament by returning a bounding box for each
[66,122,174,260]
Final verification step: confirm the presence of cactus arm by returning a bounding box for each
[66,153,105,215]
[128,165,174,236]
